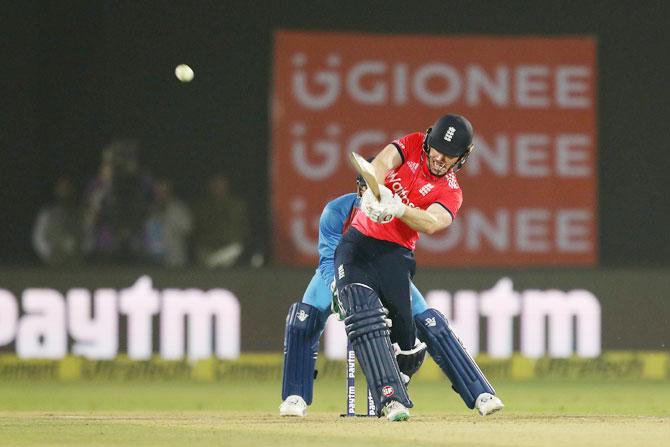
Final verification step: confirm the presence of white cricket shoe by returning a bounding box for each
[475,393,504,416]
[279,395,307,417]
[382,400,410,421]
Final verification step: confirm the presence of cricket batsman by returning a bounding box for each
[281,117,504,420]
[333,114,503,421]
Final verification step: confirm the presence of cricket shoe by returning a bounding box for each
[382,400,410,421]
[475,393,504,416]
[279,395,307,417]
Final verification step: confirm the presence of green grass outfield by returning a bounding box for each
[0,379,668,446]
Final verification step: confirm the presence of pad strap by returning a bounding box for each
[393,340,427,379]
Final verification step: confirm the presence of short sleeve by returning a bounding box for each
[391,132,424,164]
[434,188,463,219]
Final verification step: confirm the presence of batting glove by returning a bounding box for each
[330,279,345,320]
[381,192,406,219]
[361,188,385,222]
[362,186,405,224]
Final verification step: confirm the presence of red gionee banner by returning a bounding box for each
[271,31,597,267]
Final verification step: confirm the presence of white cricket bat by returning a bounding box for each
[349,152,381,200]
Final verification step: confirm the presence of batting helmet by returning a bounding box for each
[423,114,475,172]
[356,173,367,189]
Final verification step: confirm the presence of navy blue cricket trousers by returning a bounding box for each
[334,227,417,350]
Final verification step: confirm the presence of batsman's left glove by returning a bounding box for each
[330,279,345,320]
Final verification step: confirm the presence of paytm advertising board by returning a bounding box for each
[271,31,597,266]
[0,276,240,361]
[0,274,601,361]
[1,267,667,360]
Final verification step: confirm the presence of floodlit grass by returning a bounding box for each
[0,379,668,446]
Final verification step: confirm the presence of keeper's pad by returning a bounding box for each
[394,340,427,380]
[339,283,413,415]
[415,309,495,408]
[282,302,327,405]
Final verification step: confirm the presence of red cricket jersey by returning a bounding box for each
[351,132,463,250]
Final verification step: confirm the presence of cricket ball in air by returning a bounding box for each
[175,64,194,82]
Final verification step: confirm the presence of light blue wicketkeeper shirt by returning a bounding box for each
[302,193,428,316]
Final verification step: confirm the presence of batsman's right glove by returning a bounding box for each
[361,186,406,224]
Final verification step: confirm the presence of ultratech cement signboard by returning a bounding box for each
[271,31,597,267]
[1,268,666,360]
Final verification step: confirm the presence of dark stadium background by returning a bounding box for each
[1,0,668,266]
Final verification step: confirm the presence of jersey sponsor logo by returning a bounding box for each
[382,385,395,397]
[418,183,434,196]
[386,171,415,207]
[337,264,345,280]
[407,161,419,172]
[297,310,309,322]
[424,317,437,327]
[444,126,456,142]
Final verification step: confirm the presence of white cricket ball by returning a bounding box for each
[175,64,194,82]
